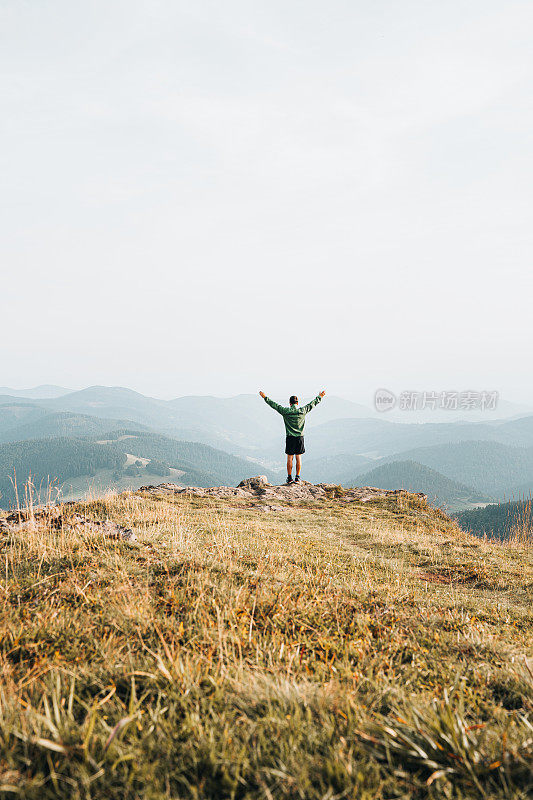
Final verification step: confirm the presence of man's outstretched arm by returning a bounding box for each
[301,390,326,414]
[259,391,286,414]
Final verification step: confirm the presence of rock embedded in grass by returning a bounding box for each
[0,506,136,541]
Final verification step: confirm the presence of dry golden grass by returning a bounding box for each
[0,489,531,798]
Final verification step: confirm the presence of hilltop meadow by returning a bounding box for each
[0,485,531,799]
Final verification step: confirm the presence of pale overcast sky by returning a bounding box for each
[1,1,532,402]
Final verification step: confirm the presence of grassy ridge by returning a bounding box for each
[0,491,531,798]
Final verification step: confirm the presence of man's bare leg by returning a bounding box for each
[295,454,302,477]
[286,455,293,478]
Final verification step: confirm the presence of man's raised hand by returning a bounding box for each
[319,390,326,398]
[259,391,266,398]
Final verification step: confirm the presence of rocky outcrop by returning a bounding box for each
[0,479,427,532]
[0,506,136,541]
[138,477,426,505]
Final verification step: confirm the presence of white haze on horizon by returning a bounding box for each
[1,1,532,406]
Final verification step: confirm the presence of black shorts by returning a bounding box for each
[285,435,305,455]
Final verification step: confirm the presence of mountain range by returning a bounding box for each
[2,385,533,513]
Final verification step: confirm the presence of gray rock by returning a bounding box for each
[0,506,137,541]
[76,518,137,541]
[237,476,269,490]
[255,503,285,513]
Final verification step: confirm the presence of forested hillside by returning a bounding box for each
[0,429,282,508]
[353,459,489,510]
[98,430,279,486]
[455,498,533,540]
[0,438,126,507]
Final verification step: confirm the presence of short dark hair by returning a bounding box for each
[289,395,298,405]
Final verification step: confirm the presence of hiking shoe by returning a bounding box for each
[294,475,301,483]
[286,476,294,485]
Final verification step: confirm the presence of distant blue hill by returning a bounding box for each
[0,411,148,444]
[353,459,489,512]
[0,385,71,399]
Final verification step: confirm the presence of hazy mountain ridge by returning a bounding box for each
[0,411,149,444]
[0,388,379,457]
[0,385,71,399]
[353,440,533,499]
[352,459,490,511]
[3,386,533,459]
[301,414,533,461]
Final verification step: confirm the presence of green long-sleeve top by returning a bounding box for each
[263,395,322,437]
